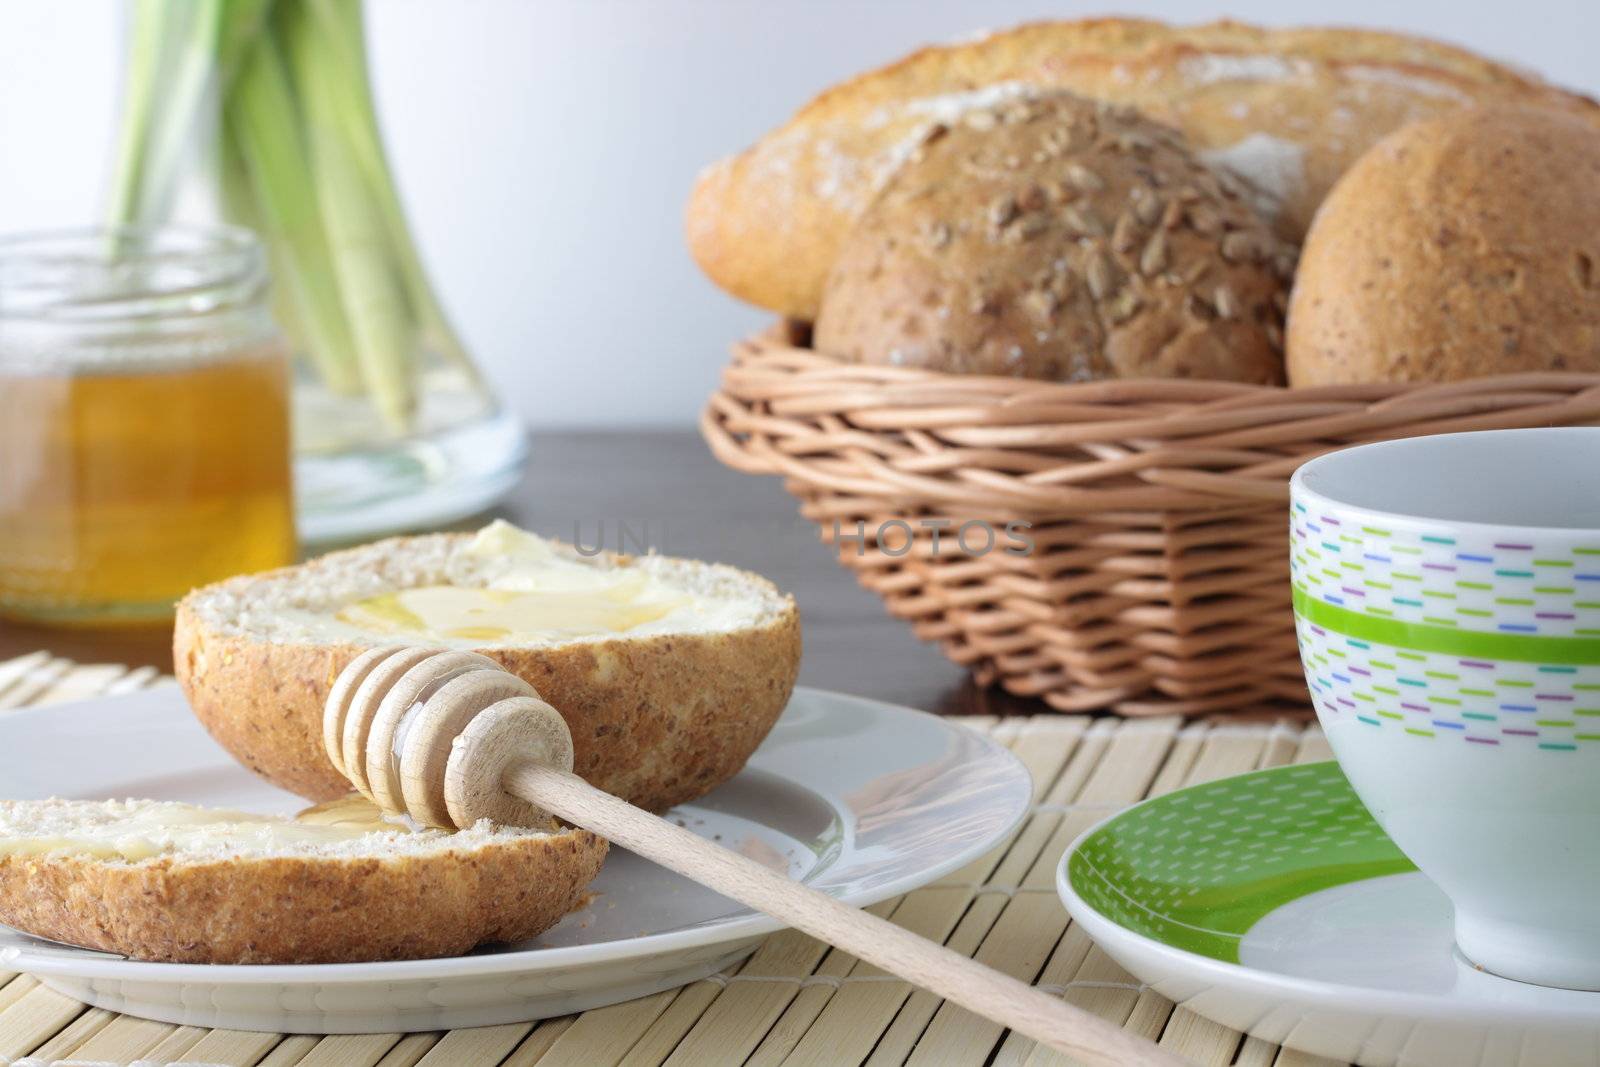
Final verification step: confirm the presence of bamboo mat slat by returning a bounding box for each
[0,652,1351,1067]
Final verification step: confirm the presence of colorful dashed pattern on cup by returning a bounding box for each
[1296,620,1600,748]
[1292,501,1600,640]
[1291,497,1600,749]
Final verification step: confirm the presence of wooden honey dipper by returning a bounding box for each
[325,647,1179,1066]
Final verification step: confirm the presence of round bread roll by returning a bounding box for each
[814,91,1293,383]
[1288,106,1600,385]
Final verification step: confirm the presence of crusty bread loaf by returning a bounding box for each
[175,525,801,812]
[0,796,605,964]
[687,18,1598,319]
[814,91,1290,383]
[1287,106,1600,385]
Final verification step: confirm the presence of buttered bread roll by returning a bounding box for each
[1288,106,1600,385]
[0,795,605,963]
[814,92,1293,383]
[175,521,800,812]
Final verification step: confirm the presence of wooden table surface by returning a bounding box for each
[0,429,1034,717]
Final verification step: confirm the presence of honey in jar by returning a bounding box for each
[0,226,296,623]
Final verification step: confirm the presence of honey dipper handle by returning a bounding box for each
[503,763,1181,1067]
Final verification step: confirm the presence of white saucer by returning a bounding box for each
[0,686,1030,1034]
[1057,762,1600,1067]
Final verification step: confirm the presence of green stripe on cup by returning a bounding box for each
[1293,589,1600,665]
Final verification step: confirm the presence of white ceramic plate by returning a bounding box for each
[0,686,1030,1034]
[1057,762,1600,1067]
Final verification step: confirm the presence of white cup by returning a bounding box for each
[1291,428,1600,989]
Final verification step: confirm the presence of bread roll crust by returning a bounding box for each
[1287,105,1600,385]
[687,18,1598,318]
[814,92,1290,383]
[174,535,802,813]
[0,820,606,964]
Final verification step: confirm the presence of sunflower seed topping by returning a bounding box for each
[1221,231,1265,263]
[1022,289,1058,321]
[1133,192,1163,227]
[1086,251,1119,300]
[1011,214,1049,242]
[1063,205,1105,237]
[1213,284,1241,320]
[1187,205,1220,235]
[1066,163,1104,192]
[1139,230,1168,276]
[1107,289,1142,323]
[1114,211,1147,254]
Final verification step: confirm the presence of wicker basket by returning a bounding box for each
[702,323,1600,716]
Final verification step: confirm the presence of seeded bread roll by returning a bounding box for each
[688,19,1598,319]
[1287,106,1600,385]
[815,92,1291,383]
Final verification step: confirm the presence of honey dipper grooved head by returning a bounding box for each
[368,650,513,822]
[323,647,576,830]
[445,696,576,830]
[339,646,437,799]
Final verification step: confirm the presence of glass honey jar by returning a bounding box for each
[0,225,296,624]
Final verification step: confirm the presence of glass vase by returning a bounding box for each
[291,353,526,545]
[108,0,526,545]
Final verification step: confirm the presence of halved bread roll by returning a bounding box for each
[175,523,801,812]
[0,796,606,964]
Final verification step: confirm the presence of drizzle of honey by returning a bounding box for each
[295,794,413,833]
[0,795,410,862]
[335,582,684,642]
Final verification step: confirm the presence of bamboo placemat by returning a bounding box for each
[0,651,1349,1067]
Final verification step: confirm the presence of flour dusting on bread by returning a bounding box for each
[1178,53,1307,85]
[1199,134,1307,221]
[1344,64,1472,102]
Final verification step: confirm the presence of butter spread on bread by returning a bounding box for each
[329,521,755,645]
[0,796,419,862]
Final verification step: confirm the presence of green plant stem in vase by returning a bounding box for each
[107,0,524,543]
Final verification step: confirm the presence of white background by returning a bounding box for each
[1,0,1596,429]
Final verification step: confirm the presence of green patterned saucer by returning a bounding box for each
[1057,762,1600,1067]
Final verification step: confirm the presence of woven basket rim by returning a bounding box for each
[731,322,1600,404]
[706,326,1600,515]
